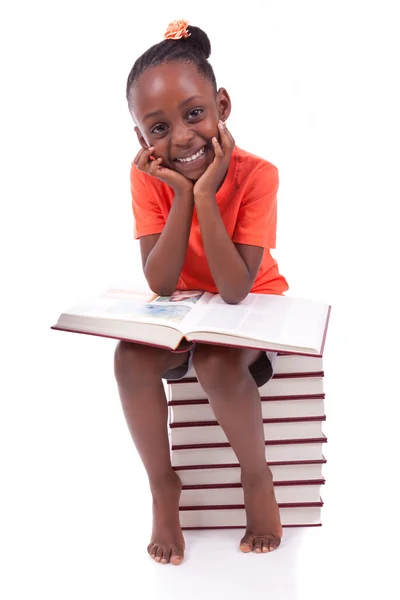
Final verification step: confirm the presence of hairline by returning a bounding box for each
[127,59,217,111]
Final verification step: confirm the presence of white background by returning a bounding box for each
[1,1,399,598]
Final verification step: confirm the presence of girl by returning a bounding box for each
[114,20,289,566]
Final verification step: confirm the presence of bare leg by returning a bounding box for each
[193,344,282,553]
[114,341,190,565]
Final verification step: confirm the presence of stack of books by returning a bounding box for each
[167,352,327,530]
[52,287,331,530]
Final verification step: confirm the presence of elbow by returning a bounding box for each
[143,256,178,297]
[148,282,176,297]
[219,279,253,304]
[144,271,176,297]
[222,296,245,305]
[220,288,250,305]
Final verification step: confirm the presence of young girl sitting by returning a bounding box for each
[114,20,289,566]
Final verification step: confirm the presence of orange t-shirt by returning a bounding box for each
[130,146,289,295]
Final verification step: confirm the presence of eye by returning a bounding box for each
[151,123,168,135]
[187,107,204,120]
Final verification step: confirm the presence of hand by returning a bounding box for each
[133,146,193,196]
[193,121,235,198]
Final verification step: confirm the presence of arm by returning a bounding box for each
[140,190,194,296]
[195,196,264,303]
[132,146,195,296]
[193,122,271,304]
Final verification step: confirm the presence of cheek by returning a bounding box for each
[153,140,168,157]
[200,117,219,141]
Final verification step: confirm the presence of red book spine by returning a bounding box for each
[172,458,327,471]
[170,416,326,428]
[168,394,325,406]
[180,501,323,510]
[172,436,327,451]
[182,479,325,490]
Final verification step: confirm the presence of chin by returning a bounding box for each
[190,165,210,181]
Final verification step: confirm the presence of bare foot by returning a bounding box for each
[239,466,282,554]
[147,471,185,565]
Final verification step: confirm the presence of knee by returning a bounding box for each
[114,341,139,382]
[113,341,160,386]
[192,346,247,394]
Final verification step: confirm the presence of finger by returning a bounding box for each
[134,148,148,169]
[212,136,224,157]
[148,157,163,175]
[218,121,235,148]
[138,146,155,170]
[218,120,235,142]
[133,148,146,167]
[136,146,155,171]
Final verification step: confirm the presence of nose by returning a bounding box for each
[171,122,194,147]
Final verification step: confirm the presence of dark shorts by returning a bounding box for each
[162,346,276,388]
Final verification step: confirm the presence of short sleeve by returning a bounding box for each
[232,163,279,249]
[130,164,166,239]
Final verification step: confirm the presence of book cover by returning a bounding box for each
[169,395,325,423]
[169,417,326,446]
[179,503,323,529]
[173,458,327,486]
[167,375,325,401]
[180,481,325,505]
[171,438,327,466]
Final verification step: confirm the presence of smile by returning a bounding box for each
[175,146,206,164]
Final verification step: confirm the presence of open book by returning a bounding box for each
[51,288,331,356]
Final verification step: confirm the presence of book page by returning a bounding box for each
[182,293,329,352]
[65,288,205,331]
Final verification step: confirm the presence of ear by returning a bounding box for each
[216,87,232,122]
[134,126,150,149]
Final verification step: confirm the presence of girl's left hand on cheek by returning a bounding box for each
[193,121,235,198]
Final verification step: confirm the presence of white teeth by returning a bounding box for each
[176,146,206,163]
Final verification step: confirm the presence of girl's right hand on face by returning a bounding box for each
[134,147,193,196]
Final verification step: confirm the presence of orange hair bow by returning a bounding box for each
[164,19,191,40]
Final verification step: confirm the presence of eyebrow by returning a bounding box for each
[143,95,206,121]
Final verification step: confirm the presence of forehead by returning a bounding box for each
[130,62,215,120]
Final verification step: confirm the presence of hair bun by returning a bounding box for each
[186,25,211,59]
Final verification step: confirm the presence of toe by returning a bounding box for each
[155,546,163,562]
[240,533,254,553]
[262,539,270,553]
[268,536,281,552]
[263,536,281,552]
[170,547,184,566]
[161,548,171,565]
[147,543,157,560]
[253,538,263,554]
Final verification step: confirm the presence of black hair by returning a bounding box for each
[126,25,217,106]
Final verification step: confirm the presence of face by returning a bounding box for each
[129,62,231,180]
